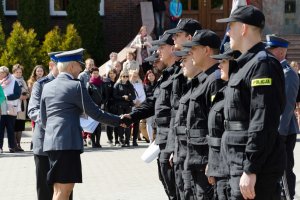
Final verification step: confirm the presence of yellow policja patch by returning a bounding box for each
[251,78,272,87]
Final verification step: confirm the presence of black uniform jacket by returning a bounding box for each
[223,42,286,175]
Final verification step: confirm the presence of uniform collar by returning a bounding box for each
[197,63,219,84]
[59,72,74,80]
[236,42,265,69]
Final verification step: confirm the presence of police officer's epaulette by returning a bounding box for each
[37,76,50,84]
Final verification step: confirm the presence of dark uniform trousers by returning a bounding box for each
[34,155,53,200]
[223,44,286,200]
[116,105,132,144]
[280,134,297,198]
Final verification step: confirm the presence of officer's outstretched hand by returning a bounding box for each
[239,172,256,199]
[120,114,133,128]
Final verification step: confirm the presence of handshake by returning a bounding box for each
[119,114,133,128]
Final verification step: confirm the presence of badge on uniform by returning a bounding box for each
[251,78,272,87]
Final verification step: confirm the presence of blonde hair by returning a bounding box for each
[116,70,129,83]
[0,66,10,75]
[129,70,142,83]
[12,63,24,73]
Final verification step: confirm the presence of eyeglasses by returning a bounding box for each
[122,76,129,78]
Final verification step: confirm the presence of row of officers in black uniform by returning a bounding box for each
[120,5,298,200]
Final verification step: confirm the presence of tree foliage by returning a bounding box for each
[60,24,82,51]
[18,0,50,41]
[0,22,40,78]
[40,26,63,66]
[66,0,104,65]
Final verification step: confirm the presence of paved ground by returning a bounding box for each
[0,130,299,200]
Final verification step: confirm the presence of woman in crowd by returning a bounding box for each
[113,70,136,147]
[0,66,21,153]
[27,65,47,94]
[104,69,118,145]
[105,52,118,77]
[130,26,153,78]
[12,64,30,152]
[143,70,157,143]
[113,61,122,80]
[122,52,140,74]
[86,67,105,148]
[129,70,146,146]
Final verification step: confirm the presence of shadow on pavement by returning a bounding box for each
[0,151,33,158]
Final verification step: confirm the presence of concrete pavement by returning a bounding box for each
[0,130,299,200]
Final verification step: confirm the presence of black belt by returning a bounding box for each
[155,117,171,125]
[175,126,186,135]
[188,129,208,138]
[224,120,249,131]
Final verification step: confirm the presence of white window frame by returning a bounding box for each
[50,0,67,16]
[99,0,105,16]
[3,0,18,16]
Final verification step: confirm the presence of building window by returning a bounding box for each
[50,0,68,16]
[3,0,18,16]
[99,0,104,16]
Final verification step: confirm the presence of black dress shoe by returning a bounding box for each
[9,148,15,153]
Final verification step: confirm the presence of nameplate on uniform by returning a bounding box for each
[251,78,272,87]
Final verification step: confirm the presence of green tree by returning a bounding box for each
[0,23,6,54]
[0,22,40,79]
[40,26,63,66]
[67,0,104,65]
[18,0,50,41]
[60,24,82,51]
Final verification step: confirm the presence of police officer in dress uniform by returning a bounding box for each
[179,29,224,199]
[27,51,75,200]
[216,5,286,199]
[40,48,121,200]
[206,45,240,200]
[122,32,179,200]
[265,35,299,200]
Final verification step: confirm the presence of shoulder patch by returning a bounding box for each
[211,95,216,102]
[251,78,272,87]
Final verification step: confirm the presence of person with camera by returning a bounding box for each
[12,64,30,152]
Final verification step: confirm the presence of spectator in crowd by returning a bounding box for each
[113,70,136,147]
[27,65,47,95]
[130,26,153,77]
[129,70,146,146]
[27,65,47,131]
[86,67,105,148]
[169,0,183,28]
[105,52,118,77]
[104,69,118,145]
[143,70,157,143]
[113,61,122,80]
[12,64,30,152]
[290,61,299,72]
[123,52,140,73]
[150,0,167,38]
[78,58,95,86]
[0,66,21,153]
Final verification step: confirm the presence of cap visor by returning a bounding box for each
[145,55,159,62]
[216,17,234,23]
[182,41,199,48]
[149,45,158,53]
[173,50,189,57]
[166,28,182,34]
[77,61,85,66]
[151,40,167,46]
[211,54,232,60]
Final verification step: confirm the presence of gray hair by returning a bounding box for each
[0,66,10,75]
[57,62,71,73]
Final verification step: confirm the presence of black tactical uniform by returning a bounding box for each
[172,78,194,200]
[223,43,286,199]
[130,64,178,200]
[207,87,229,200]
[183,64,225,199]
